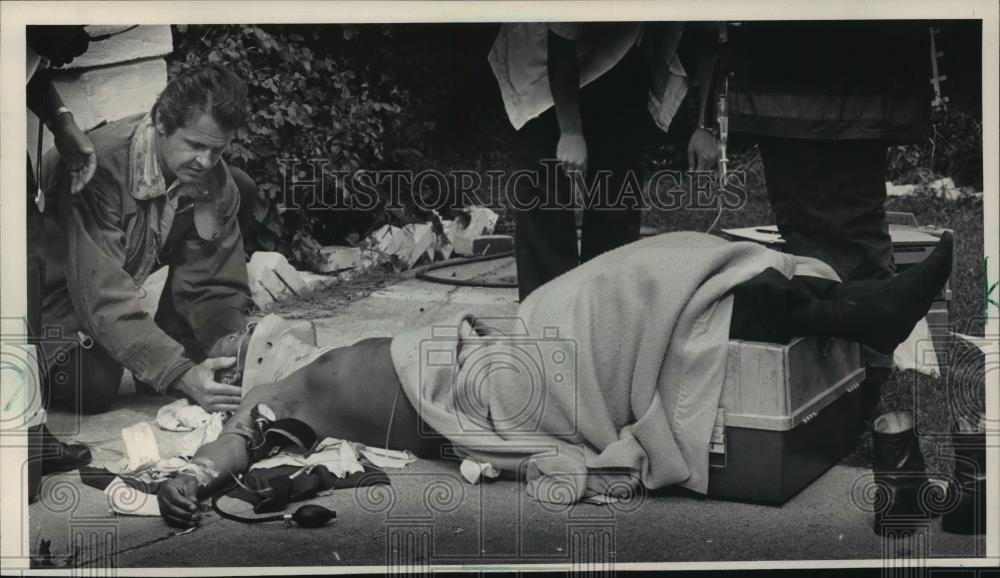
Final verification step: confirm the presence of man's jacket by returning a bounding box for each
[724,21,932,142]
[40,113,250,393]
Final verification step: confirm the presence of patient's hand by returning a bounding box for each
[158,475,200,527]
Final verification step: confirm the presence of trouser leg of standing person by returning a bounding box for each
[757,137,896,412]
[579,43,645,264]
[514,44,646,300]
[579,139,643,264]
[26,157,92,501]
[26,155,46,501]
[513,108,579,301]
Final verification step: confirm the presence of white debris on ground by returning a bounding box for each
[459,458,500,485]
[249,438,416,478]
[893,317,941,378]
[312,206,501,274]
[155,398,212,432]
[314,246,370,274]
[885,182,917,198]
[246,251,308,308]
[444,206,500,257]
[885,177,981,200]
[119,422,160,472]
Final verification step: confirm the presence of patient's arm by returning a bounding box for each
[157,433,249,527]
[157,365,317,527]
[157,341,406,527]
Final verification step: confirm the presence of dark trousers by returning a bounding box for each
[43,167,258,414]
[513,46,647,301]
[757,137,894,283]
[27,156,44,340]
[756,137,895,371]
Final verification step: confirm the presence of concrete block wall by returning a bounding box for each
[28,25,172,166]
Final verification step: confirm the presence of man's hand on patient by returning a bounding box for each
[158,475,200,527]
[174,357,241,413]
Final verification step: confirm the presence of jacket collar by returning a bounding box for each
[129,113,232,241]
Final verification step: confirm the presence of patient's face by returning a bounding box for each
[207,331,244,359]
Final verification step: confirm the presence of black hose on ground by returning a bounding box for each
[410,229,662,289]
[412,250,516,289]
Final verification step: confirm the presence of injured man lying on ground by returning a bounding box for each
[157,231,953,527]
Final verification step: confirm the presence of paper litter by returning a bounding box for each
[893,317,941,377]
[121,422,160,472]
[359,446,417,469]
[176,411,224,458]
[459,458,500,485]
[249,438,416,478]
[156,398,212,432]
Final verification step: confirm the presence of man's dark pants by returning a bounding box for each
[513,46,647,301]
[756,136,896,404]
[42,167,257,414]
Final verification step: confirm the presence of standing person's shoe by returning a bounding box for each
[28,424,93,476]
[789,232,953,355]
[942,425,987,535]
[28,424,92,503]
[871,411,932,535]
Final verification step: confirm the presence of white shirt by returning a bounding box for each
[488,22,688,133]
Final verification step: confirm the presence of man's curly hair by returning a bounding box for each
[152,63,250,135]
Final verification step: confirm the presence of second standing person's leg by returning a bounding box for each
[757,137,896,409]
[579,44,646,264]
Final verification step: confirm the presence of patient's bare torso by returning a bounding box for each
[228,337,445,458]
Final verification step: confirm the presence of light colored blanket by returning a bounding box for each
[391,232,816,503]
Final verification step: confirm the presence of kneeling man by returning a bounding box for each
[39,64,257,414]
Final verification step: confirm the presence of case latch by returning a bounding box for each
[709,408,727,469]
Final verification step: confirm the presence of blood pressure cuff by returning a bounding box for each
[244,404,319,463]
[229,465,392,513]
[233,403,390,513]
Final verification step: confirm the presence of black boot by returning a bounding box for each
[33,425,92,476]
[942,428,987,534]
[788,232,953,354]
[871,411,931,535]
[828,231,953,302]
[28,424,92,504]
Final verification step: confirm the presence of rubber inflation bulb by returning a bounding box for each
[291,504,337,528]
